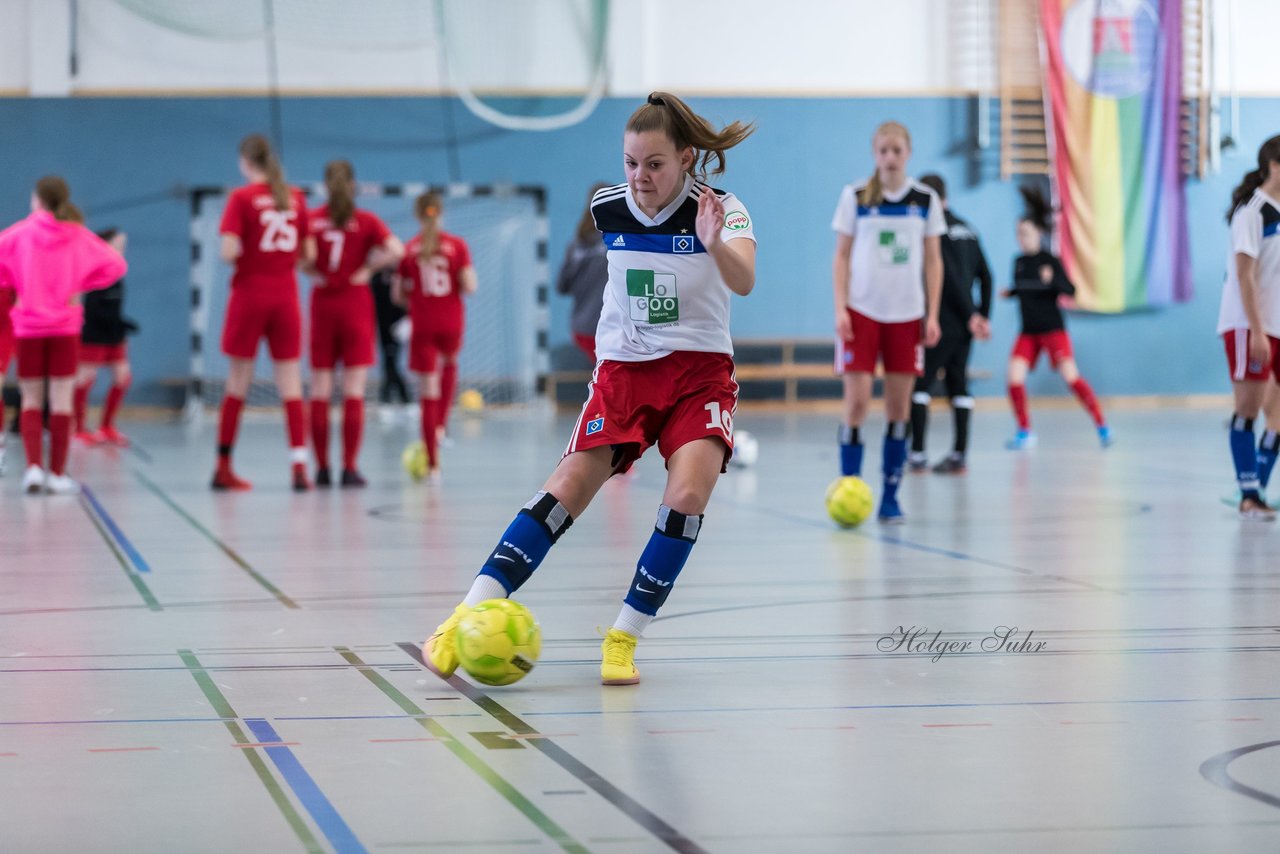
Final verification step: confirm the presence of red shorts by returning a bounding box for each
[0,321,12,374]
[1223,329,1280,382]
[17,335,79,379]
[409,327,463,374]
[565,351,737,475]
[79,342,128,364]
[836,309,922,375]
[311,291,376,369]
[221,287,302,361]
[1012,330,1074,369]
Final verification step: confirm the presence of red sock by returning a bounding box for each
[49,414,71,475]
[73,383,89,433]
[342,397,363,471]
[1008,384,1030,430]
[309,400,330,469]
[284,398,306,452]
[420,397,439,466]
[1070,378,1105,427]
[102,381,129,429]
[217,395,245,461]
[20,409,42,468]
[440,362,458,433]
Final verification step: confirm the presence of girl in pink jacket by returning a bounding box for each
[0,176,127,494]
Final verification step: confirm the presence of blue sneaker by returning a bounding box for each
[1005,430,1038,450]
[877,495,905,524]
[1098,425,1114,448]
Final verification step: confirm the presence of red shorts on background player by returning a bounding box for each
[74,228,137,447]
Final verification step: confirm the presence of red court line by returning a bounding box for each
[232,742,301,749]
[922,723,992,728]
[1196,717,1263,722]
[368,737,443,743]
[87,746,161,753]
[0,752,18,757]
[647,729,715,735]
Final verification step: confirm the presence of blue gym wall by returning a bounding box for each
[1,94,1275,403]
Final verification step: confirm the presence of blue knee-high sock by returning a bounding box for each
[838,424,863,477]
[882,422,909,504]
[1258,430,1280,492]
[478,491,573,593]
[623,506,701,616]
[1230,415,1262,499]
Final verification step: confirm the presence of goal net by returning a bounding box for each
[187,183,549,415]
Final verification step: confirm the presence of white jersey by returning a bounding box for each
[591,174,755,361]
[832,178,946,323]
[1217,188,1280,335]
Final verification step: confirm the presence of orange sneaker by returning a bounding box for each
[92,426,129,447]
[211,465,252,491]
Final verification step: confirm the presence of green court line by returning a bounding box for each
[178,650,323,854]
[335,647,590,854]
[134,470,299,609]
[80,496,162,611]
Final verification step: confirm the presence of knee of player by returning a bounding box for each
[660,485,712,518]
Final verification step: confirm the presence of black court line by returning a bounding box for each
[1199,740,1280,811]
[396,642,710,854]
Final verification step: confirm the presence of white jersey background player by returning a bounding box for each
[420,91,757,686]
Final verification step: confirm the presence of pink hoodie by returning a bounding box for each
[0,209,127,339]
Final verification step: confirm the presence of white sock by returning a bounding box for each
[290,446,309,464]
[463,574,509,607]
[612,604,652,638]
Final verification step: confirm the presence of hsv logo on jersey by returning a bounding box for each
[585,417,605,435]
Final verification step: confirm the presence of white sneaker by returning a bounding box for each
[377,404,398,426]
[45,473,81,495]
[0,445,7,476]
[22,465,45,494]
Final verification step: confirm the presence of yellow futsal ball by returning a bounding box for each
[458,388,485,412]
[825,476,874,528]
[401,440,428,481]
[455,599,542,686]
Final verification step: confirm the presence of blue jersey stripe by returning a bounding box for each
[856,204,929,219]
[1264,221,1279,238]
[601,232,705,254]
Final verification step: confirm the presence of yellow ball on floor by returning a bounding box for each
[457,388,485,412]
[455,599,542,686]
[401,440,428,481]
[825,476,874,528]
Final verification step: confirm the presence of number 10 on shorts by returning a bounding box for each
[627,270,679,324]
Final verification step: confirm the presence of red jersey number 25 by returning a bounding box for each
[258,209,299,253]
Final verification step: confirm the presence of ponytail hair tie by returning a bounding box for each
[647,93,665,107]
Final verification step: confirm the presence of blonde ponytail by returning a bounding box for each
[415,191,443,262]
[239,134,291,211]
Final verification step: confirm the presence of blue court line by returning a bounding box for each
[243,718,368,854]
[80,483,150,573]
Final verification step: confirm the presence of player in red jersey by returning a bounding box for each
[394,191,476,480]
[213,134,315,491]
[305,160,404,487]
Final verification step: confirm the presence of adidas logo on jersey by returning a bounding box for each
[612,235,626,247]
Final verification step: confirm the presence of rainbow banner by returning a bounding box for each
[1040,0,1192,312]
